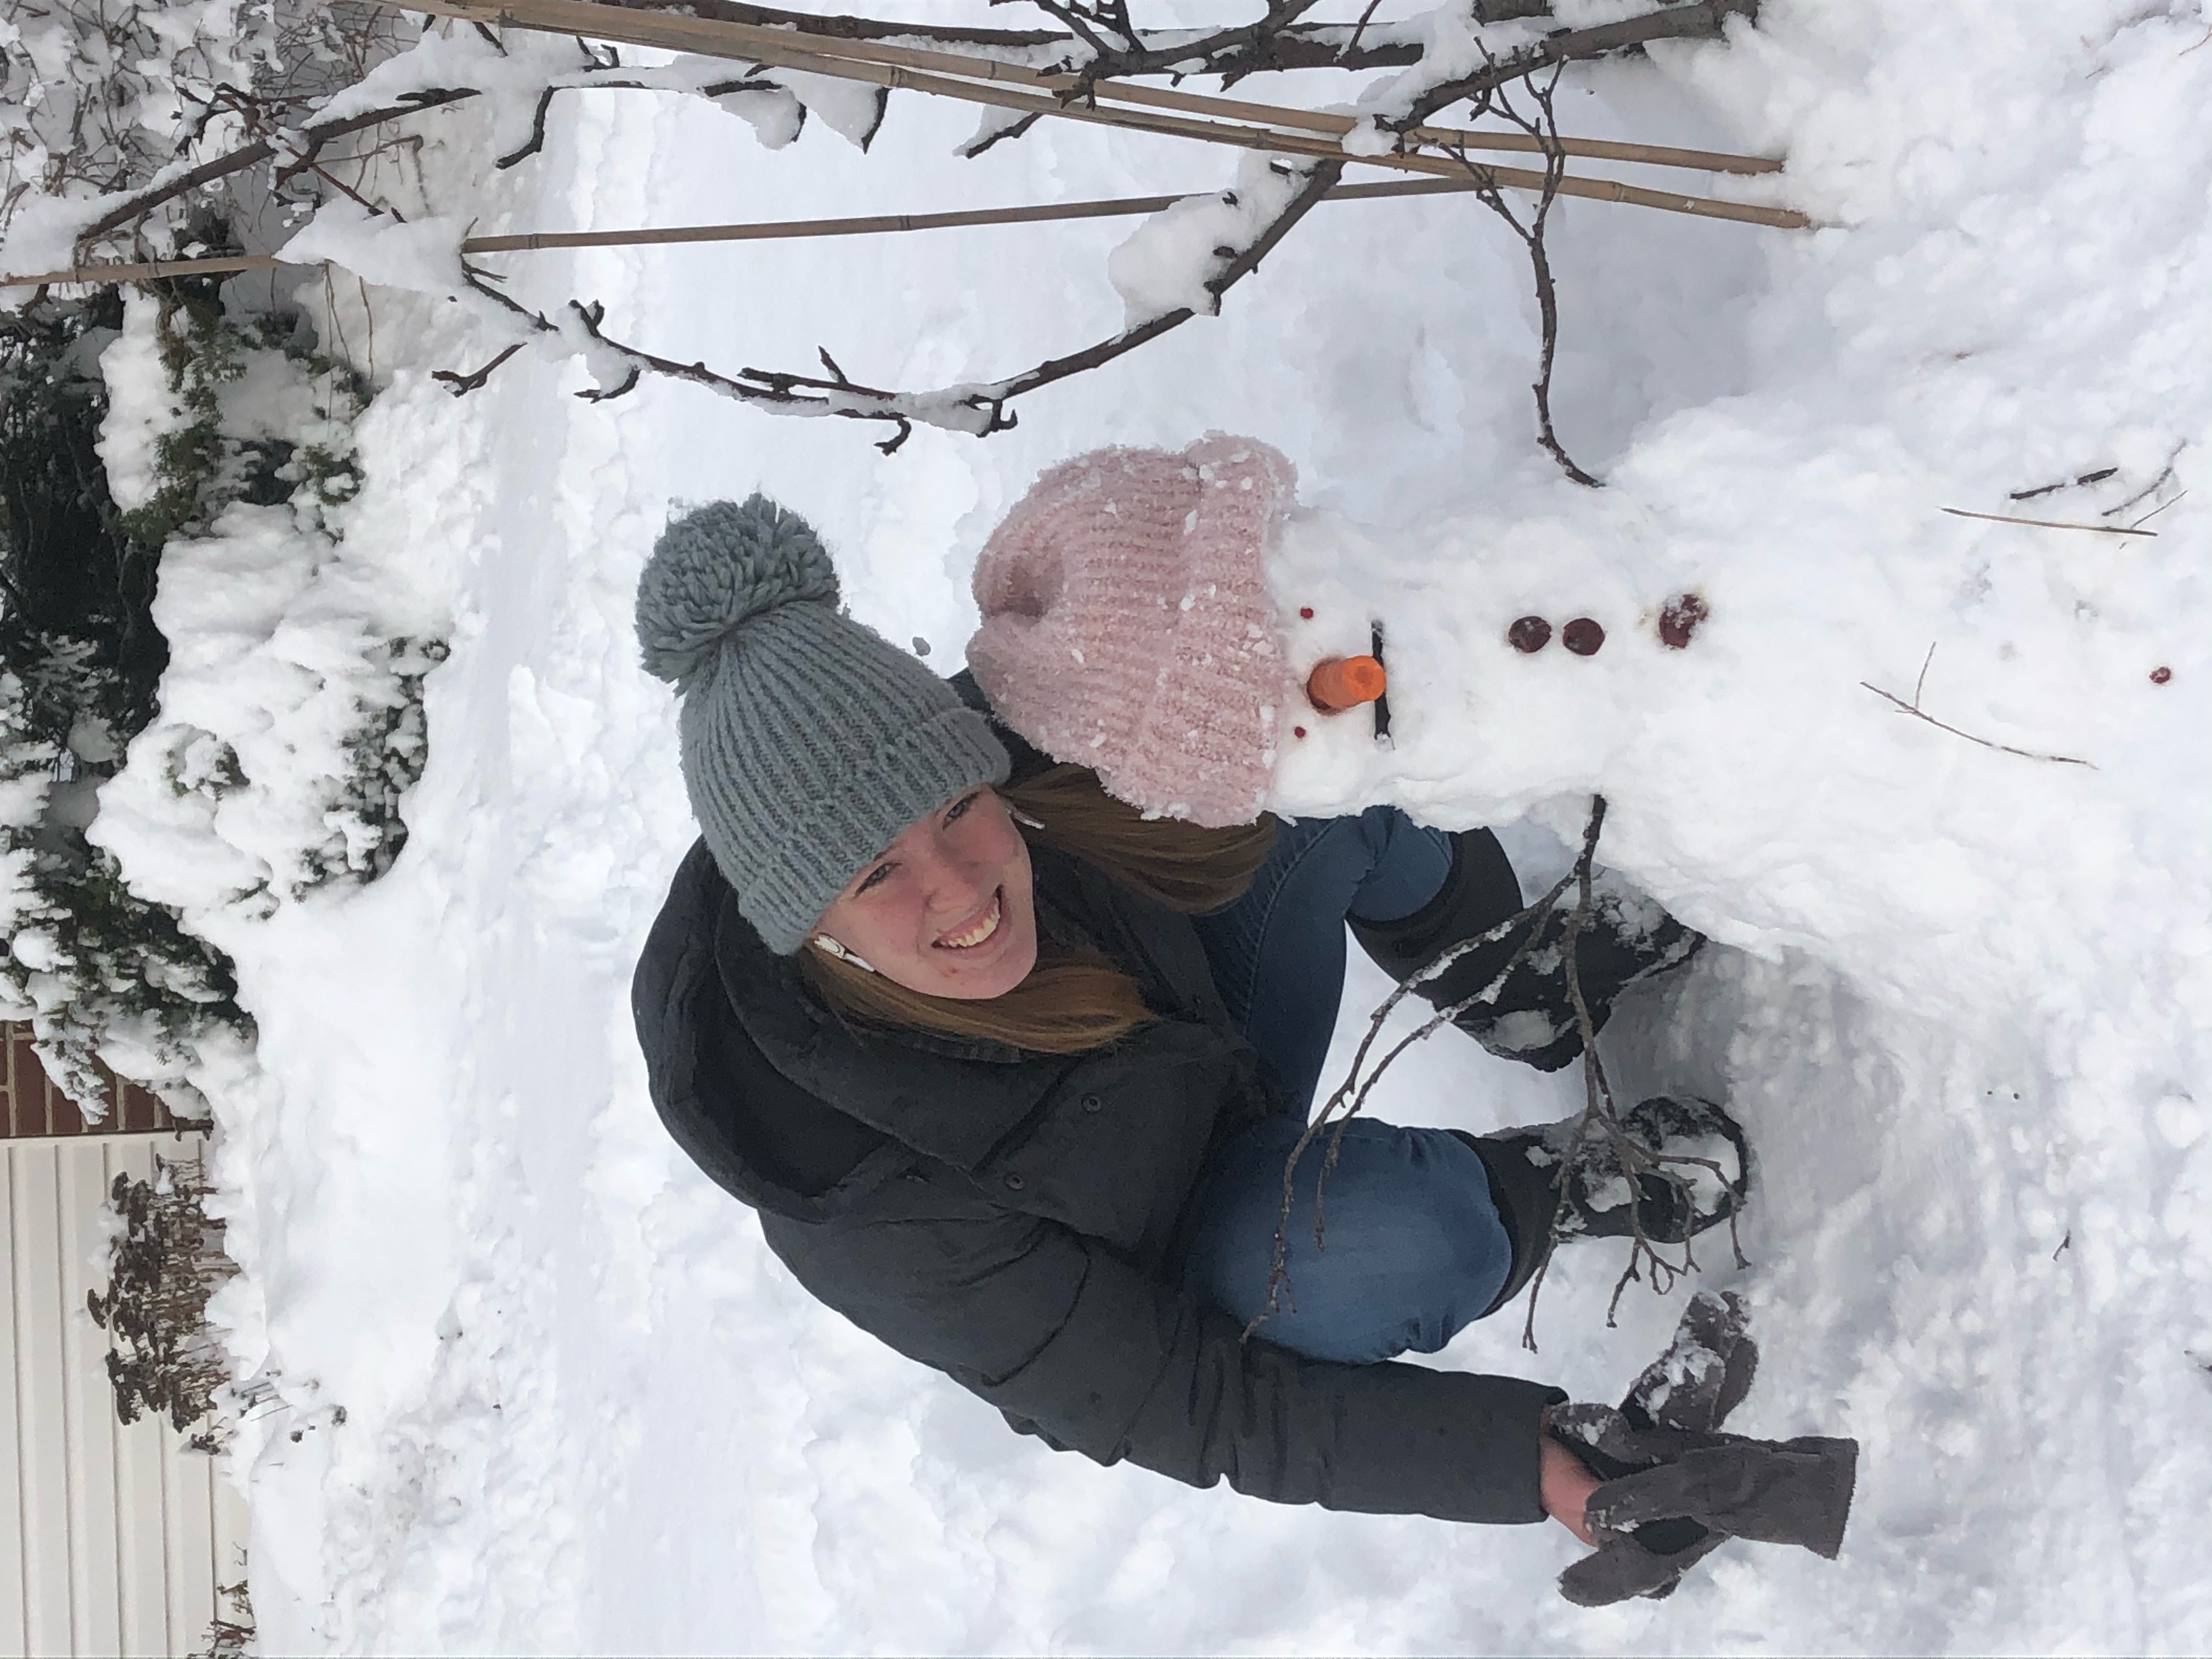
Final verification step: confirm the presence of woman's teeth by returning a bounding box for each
[936,892,1002,950]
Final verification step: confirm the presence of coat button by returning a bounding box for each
[1003,1173,1026,1191]
[1080,1093,1103,1114]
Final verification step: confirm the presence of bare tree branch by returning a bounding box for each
[1448,61,1599,486]
[430,338,525,392]
[593,0,1554,75]
[493,72,776,167]
[1243,794,1749,1354]
[69,87,478,254]
[1397,0,1757,128]
[437,155,1347,449]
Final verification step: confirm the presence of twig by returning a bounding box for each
[2008,466,2114,501]
[958,109,1045,158]
[1244,792,1748,1350]
[1251,793,1750,1351]
[67,88,479,254]
[430,340,525,392]
[2103,442,2186,518]
[2130,489,2186,530]
[1246,859,1584,1336]
[1860,644,2094,768]
[494,73,776,168]
[1397,0,1757,128]
[1448,61,1600,487]
[1941,505,2154,538]
[1548,804,1747,1344]
[1342,0,1385,60]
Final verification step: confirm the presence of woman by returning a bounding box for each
[630,495,1740,1545]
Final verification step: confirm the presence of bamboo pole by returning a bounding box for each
[469,173,1507,247]
[0,176,1533,289]
[406,0,1781,174]
[0,253,286,287]
[386,0,1807,225]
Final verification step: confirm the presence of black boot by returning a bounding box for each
[1348,830,1705,1073]
[1457,1096,1751,1313]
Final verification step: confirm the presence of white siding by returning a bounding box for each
[2,1136,248,1659]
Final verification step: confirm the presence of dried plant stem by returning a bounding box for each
[2102,442,2186,520]
[1860,642,2094,769]
[1543,803,1746,1347]
[1248,793,1747,1354]
[1940,505,2154,538]
[87,1154,238,1437]
[1245,857,1582,1334]
[1450,61,1600,487]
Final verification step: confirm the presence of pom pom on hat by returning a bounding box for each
[633,492,1007,952]
[635,494,840,685]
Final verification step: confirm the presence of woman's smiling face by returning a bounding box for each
[812,787,1040,1000]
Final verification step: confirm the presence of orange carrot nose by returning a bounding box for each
[1306,654,1387,713]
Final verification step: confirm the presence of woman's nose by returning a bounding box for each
[911,832,986,912]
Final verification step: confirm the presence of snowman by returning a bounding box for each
[964,432,1710,831]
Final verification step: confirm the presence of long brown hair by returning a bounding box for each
[797,764,1275,1053]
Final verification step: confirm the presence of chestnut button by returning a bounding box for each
[1080,1093,1103,1114]
[1508,616,1552,653]
[1003,1172,1026,1191]
[1562,617,1606,656]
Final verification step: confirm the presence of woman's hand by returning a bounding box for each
[1538,1412,1602,1546]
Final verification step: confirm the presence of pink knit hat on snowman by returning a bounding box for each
[967,435,1300,827]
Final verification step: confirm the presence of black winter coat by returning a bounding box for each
[631,813,1564,1526]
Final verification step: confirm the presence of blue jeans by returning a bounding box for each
[1183,809,1515,1363]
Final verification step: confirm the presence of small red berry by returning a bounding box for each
[1562,617,1606,656]
[1292,725,1307,738]
[2150,666,2172,684]
[1298,606,1314,620]
[1507,616,1552,653]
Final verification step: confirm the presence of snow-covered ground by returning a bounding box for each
[87,0,2212,1650]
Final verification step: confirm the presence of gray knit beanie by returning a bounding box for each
[636,494,1009,953]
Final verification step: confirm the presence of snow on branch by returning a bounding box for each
[25,0,1785,473]
[424,152,1344,451]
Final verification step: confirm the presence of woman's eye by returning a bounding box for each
[945,792,979,825]
[856,864,892,894]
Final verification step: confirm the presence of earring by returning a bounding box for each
[1009,806,1045,831]
[812,935,878,974]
